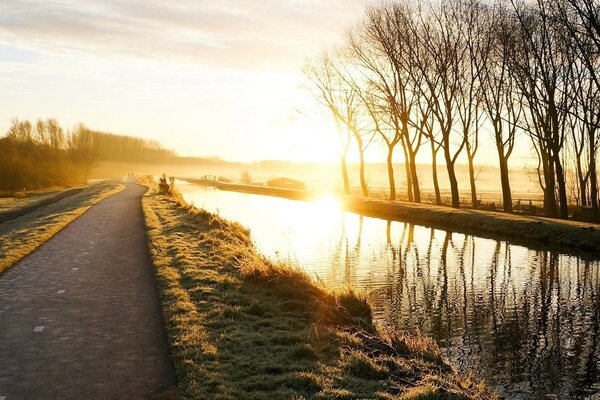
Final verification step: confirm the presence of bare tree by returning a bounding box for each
[551,0,600,219]
[69,123,97,177]
[328,54,377,197]
[347,24,406,201]
[6,119,33,143]
[304,53,355,195]
[473,2,524,212]
[409,2,466,208]
[511,0,576,218]
[455,0,486,209]
[46,118,65,151]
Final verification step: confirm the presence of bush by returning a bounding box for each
[158,173,175,195]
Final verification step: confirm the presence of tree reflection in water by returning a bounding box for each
[330,216,600,399]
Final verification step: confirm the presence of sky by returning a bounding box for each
[0,0,376,162]
[0,0,536,168]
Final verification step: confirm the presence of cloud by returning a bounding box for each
[0,0,370,69]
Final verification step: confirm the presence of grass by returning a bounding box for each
[342,197,600,259]
[142,186,497,400]
[0,182,124,274]
[0,188,65,212]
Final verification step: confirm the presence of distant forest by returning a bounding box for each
[0,118,175,193]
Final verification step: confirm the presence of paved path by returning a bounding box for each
[0,183,177,400]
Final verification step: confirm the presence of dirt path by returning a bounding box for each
[0,183,176,400]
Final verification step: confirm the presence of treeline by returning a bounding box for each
[0,119,96,192]
[305,0,600,221]
[93,132,175,162]
[0,118,174,193]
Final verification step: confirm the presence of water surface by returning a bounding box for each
[179,183,600,399]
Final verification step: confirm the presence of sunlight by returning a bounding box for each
[268,118,341,163]
[313,194,341,211]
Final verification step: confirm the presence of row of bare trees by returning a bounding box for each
[305,0,600,220]
[0,118,98,192]
[0,118,175,193]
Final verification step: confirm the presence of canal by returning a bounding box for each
[179,182,600,399]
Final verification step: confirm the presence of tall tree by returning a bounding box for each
[304,53,356,195]
[475,2,523,212]
[511,0,576,218]
[347,26,405,201]
[410,2,466,208]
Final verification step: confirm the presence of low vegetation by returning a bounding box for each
[142,185,496,399]
[0,182,123,274]
[0,188,65,213]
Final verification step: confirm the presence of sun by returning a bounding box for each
[265,118,341,163]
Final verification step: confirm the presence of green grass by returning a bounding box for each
[142,188,496,400]
[0,182,124,274]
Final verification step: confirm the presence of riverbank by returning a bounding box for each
[142,186,495,399]
[179,177,314,201]
[0,181,123,274]
[341,197,600,259]
[178,179,600,259]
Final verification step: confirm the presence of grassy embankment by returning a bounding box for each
[142,185,496,399]
[0,188,64,211]
[0,187,87,224]
[343,198,600,258]
[0,182,123,274]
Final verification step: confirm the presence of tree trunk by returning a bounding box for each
[499,157,513,213]
[590,133,599,221]
[576,154,587,206]
[467,146,478,209]
[356,138,368,197]
[430,140,441,205]
[401,140,413,202]
[340,155,350,195]
[444,145,460,208]
[496,143,512,213]
[580,177,587,207]
[541,147,557,217]
[387,147,396,201]
[409,150,421,203]
[554,154,569,219]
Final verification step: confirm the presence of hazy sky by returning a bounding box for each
[0,0,538,169]
[0,0,376,162]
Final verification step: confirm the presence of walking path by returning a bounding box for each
[0,183,176,400]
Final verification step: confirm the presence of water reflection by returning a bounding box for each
[179,184,600,399]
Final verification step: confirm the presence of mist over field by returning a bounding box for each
[91,159,542,202]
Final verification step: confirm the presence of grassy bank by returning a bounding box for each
[0,182,123,274]
[0,187,86,224]
[343,197,600,259]
[0,188,64,212]
[142,187,496,399]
